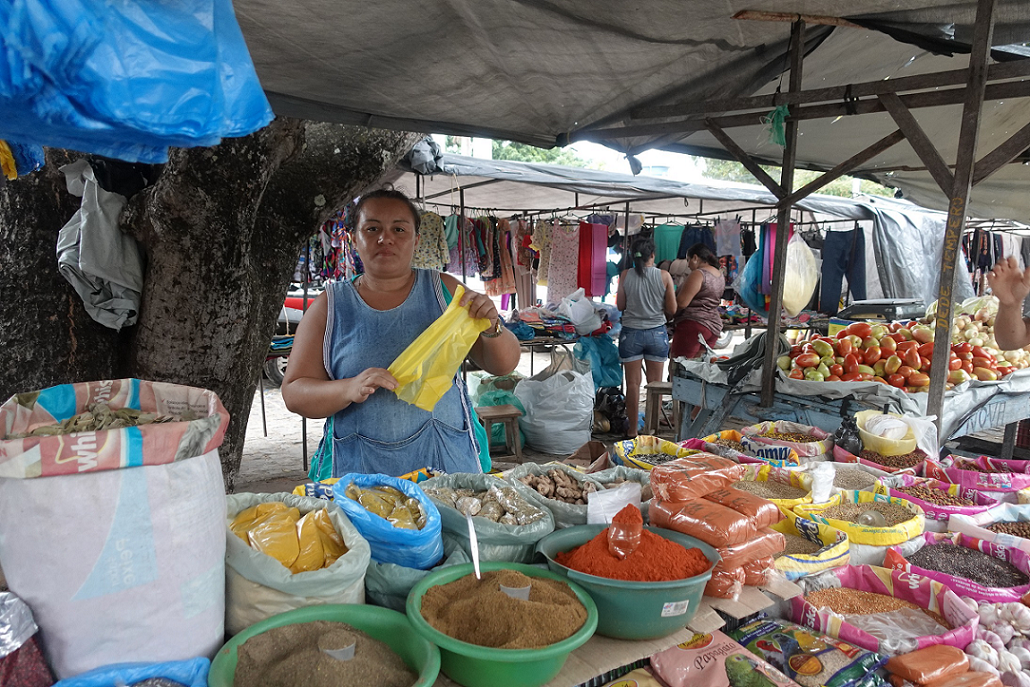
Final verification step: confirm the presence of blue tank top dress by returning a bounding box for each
[322,269,483,477]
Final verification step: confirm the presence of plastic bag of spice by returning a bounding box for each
[742,556,778,586]
[793,491,924,547]
[650,498,757,548]
[884,532,1030,603]
[949,503,1030,556]
[874,474,998,532]
[704,486,784,528]
[421,473,554,563]
[607,503,643,559]
[225,493,371,635]
[333,473,443,568]
[650,629,802,687]
[714,528,787,570]
[0,592,53,687]
[705,567,744,599]
[789,564,979,656]
[885,644,969,685]
[649,454,745,502]
[728,615,888,687]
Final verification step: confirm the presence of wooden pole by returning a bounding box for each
[761,19,805,407]
[926,0,996,429]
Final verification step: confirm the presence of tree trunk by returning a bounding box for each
[0,120,420,489]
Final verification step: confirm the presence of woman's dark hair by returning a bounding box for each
[687,243,719,268]
[630,236,655,276]
[353,185,421,233]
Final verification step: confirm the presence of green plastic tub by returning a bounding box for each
[208,604,440,687]
[535,525,718,640]
[406,562,598,687]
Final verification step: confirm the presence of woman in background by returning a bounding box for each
[670,243,725,360]
[616,236,677,438]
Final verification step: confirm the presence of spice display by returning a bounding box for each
[779,533,823,556]
[953,459,1014,474]
[833,468,877,490]
[763,431,821,443]
[713,438,746,452]
[859,449,927,470]
[555,505,710,581]
[907,545,1029,588]
[517,469,598,504]
[8,403,187,438]
[733,479,808,500]
[419,569,587,649]
[234,620,415,687]
[894,486,975,507]
[343,482,426,529]
[229,503,348,573]
[805,588,946,623]
[986,522,1030,538]
[622,452,680,467]
[423,483,544,525]
[821,502,913,526]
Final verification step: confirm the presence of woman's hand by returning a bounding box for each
[459,288,499,328]
[345,368,398,404]
[988,256,1030,306]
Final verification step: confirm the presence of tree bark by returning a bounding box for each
[0,120,420,489]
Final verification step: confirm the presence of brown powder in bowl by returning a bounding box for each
[419,569,588,649]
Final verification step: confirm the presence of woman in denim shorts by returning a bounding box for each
[616,236,677,438]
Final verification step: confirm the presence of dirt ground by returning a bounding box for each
[233,346,683,494]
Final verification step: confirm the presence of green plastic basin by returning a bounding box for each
[535,525,719,640]
[208,604,440,687]
[406,562,598,687]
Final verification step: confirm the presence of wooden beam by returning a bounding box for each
[705,121,785,198]
[762,19,804,407]
[732,10,861,28]
[577,79,1030,142]
[776,129,906,208]
[878,92,955,194]
[630,60,1030,121]
[927,0,996,429]
[972,119,1030,185]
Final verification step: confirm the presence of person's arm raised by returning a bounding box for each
[988,256,1030,350]
[281,292,398,418]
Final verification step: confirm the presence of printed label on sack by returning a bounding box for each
[661,600,690,617]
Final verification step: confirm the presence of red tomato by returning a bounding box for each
[830,364,844,377]
[795,353,820,368]
[917,342,934,358]
[972,356,995,370]
[801,343,815,355]
[836,329,850,340]
[826,375,842,382]
[790,345,802,357]
[962,360,974,374]
[887,373,906,388]
[897,341,919,355]
[919,356,931,370]
[841,372,863,382]
[898,365,915,379]
[903,348,922,370]
[972,346,992,360]
[847,322,873,338]
[954,343,973,355]
[863,346,881,365]
[837,339,853,357]
[948,357,962,371]
[909,372,930,387]
[844,353,860,374]
[873,376,890,385]
[788,368,805,380]
[880,337,897,353]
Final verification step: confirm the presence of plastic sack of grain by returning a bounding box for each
[791,564,979,656]
[649,454,745,502]
[773,506,851,580]
[833,444,926,475]
[612,435,696,471]
[739,464,813,510]
[741,420,834,459]
[874,475,999,532]
[923,457,1030,504]
[420,473,554,563]
[729,615,887,687]
[224,493,370,634]
[650,629,802,687]
[793,491,924,547]
[697,429,802,468]
[884,532,1030,603]
[949,503,1030,555]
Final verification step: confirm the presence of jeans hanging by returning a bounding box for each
[820,228,867,315]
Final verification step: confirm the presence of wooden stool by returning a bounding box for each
[643,381,682,437]
[474,405,524,462]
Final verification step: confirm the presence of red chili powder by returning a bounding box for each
[555,506,710,582]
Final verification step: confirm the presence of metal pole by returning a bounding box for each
[301,258,310,471]
[761,19,805,407]
[927,0,996,428]
[459,188,467,283]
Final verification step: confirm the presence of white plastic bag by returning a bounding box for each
[514,369,594,454]
[558,287,602,335]
[224,492,371,635]
[0,451,226,678]
[782,232,819,317]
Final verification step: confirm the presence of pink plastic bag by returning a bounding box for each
[877,474,999,522]
[651,629,800,687]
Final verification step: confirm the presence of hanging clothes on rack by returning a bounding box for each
[653,222,683,264]
[532,220,553,287]
[412,210,449,270]
[484,218,516,297]
[714,218,741,260]
[820,226,867,315]
[676,223,716,259]
[514,218,537,309]
[546,221,581,302]
[445,215,480,278]
[577,221,608,298]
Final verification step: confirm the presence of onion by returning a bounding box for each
[971,336,985,347]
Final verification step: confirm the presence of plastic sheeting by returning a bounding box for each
[0,0,273,163]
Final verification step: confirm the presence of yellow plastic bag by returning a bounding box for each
[740,464,813,510]
[290,510,324,573]
[231,502,348,573]
[772,505,850,580]
[246,506,302,568]
[611,435,695,471]
[793,490,924,546]
[388,284,490,411]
